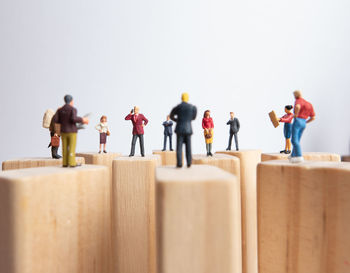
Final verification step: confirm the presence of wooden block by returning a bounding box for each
[342,155,350,162]
[156,165,242,273]
[2,157,85,171]
[112,155,161,273]
[152,150,179,166]
[268,111,279,128]
[0,165,112,273]
[76,152,122,181]
[257,161,350,273]
[261,152,341,162]
[192,153,240,180]
[216,150,261,273]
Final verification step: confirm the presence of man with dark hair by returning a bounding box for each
[170,93,197,168]
[226,112,240,151]
[53,95,89,167]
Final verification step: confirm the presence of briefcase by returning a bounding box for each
[51,136,60,147]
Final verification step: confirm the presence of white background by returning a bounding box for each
[0,0,349,163]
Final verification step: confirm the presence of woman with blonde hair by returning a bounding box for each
[202,110,214,156]
[95,115,110,153]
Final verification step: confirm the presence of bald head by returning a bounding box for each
[293,90,302,99]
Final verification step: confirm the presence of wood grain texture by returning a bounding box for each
[156,165,242,273]
[112,155,161,273]
[216,150,261,273]
[0,165,112,273]
[261,152,341,162]
[192,153,240,181]
[2,157,85,171]
[257,161,350,273]
[342,155,350,162]
[152,150,178,166]
[76,152,122,181]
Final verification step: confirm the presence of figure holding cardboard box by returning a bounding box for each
[279,105,294,154]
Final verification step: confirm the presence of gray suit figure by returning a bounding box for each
[170,94,197,167]
[162,115,173,151]
[226,112,240,151]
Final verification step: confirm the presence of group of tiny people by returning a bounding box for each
[46,90,314,167]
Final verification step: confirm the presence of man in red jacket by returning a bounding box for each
[125,106,149,157]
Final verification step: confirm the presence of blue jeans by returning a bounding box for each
[291,118,306,157]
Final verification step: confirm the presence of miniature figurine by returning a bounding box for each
[170,93,197,167]
[202,110,214,156]
[53,95,89,167]
[125,106,148,157]
[226,112,240,151]
[95,115,110,153]
[43,109,61,159]
[279,105,294,154]
[290,90,315,163]
[162,115,173,151]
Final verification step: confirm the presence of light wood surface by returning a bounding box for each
[257,160,350,273]
[152,150,178,166]
[156,165,242,273]
[192,153,240,180]
[112,155,161,273]
[76,152,122,181]
[342,155,350,162]
[261,152,341,162]
[0,165,112,273]
[216,150,261,273]
[2,157,85,171]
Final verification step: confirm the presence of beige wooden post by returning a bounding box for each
[2,157,85,170]
[112,155,161,273]
[156,165,242,273]
[258,161,350,273]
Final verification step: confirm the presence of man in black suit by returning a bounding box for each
[170,93,197,167]
[162,115,173,151]
[226,112,240,151]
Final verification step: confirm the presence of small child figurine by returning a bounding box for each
[162,115,173,151]
[95,115,110,153]
[202,110,214,156]
[279,105,294,154]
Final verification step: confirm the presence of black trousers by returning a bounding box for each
[163,134,173,150]
[176,134,192,167]
[228,132,239,151]
[130,134,145,156]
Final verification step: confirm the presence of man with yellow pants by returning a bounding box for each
[53,95,89,167]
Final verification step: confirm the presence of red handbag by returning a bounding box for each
[51,136,60,147]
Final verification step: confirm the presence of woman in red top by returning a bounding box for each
[202,110,214,156]
[279,105,294,154]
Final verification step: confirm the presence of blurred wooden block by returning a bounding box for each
[2,157,85,171]
[0,165,112,273]
[342,155,350,162]
[112,155,161,273]
[156,165,242,273]
[268,111,279,128]
[152,150,178,166]
[257,161,350,273]
[261,152,340,162]
[216,150,261,273]
[192,153,240,180]
[76,152,122,181]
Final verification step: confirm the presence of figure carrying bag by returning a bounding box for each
[51,136,60,147]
